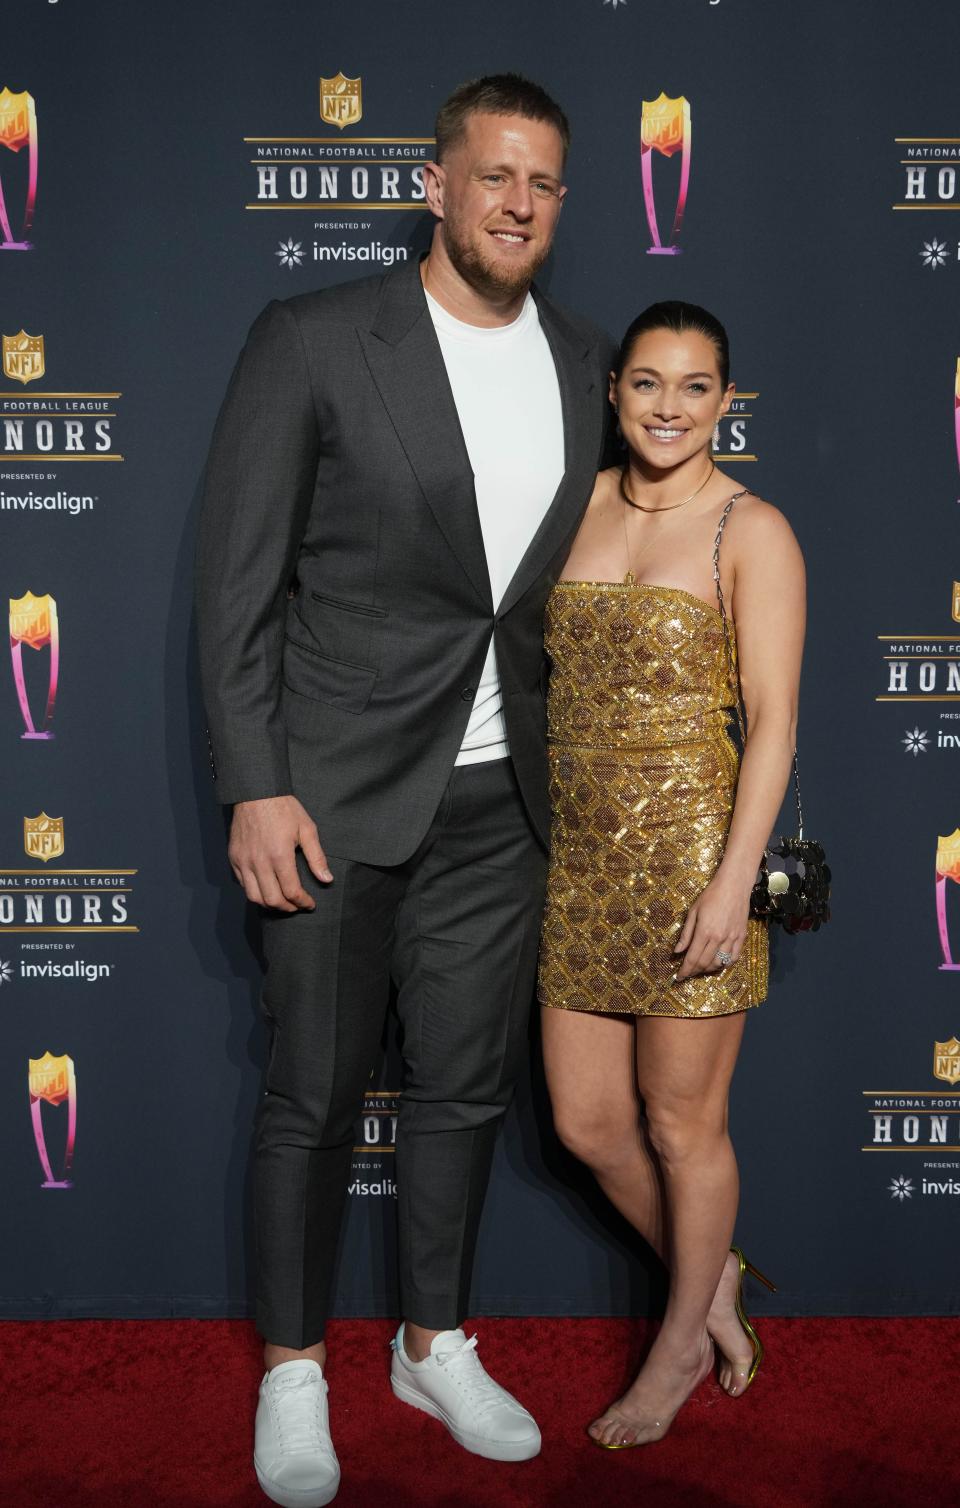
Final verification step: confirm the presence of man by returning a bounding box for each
[196,74,614,1507]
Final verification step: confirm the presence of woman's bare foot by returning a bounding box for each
[706,1250,756,1395]
[588,1330,714,1448]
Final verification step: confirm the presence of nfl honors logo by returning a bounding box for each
[24,813,64,862]
[933,1038,960,1086]
[2,329,44,384]
[639,92,692,256]
[319,73,362,130]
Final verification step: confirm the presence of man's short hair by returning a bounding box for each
[434,73,571,165]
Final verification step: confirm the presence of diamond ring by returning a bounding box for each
[714,950,734,967]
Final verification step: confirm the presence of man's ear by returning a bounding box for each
[422,159,445,218]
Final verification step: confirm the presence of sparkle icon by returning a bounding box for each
[902,727,929,756]
[920,239,949,269]
[275,238,304,270]
[0,960,12,986]
[888,1176,913,1201]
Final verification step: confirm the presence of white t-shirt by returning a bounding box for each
[425,289,565,764]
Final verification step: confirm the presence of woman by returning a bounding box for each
[538,301,805,1448]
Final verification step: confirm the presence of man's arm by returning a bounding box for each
[195,298,319,805]
[597,333,620,469]
[196,299,331,911]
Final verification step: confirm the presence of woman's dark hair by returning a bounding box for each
[614,301,730,387]
[435,74,571,164]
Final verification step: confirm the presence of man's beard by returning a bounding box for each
[441,208,550,300]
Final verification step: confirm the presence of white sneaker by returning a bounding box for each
[254,1360,341,1508]
[390,1324,541,1462]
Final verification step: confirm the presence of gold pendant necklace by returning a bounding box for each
[620,458,715,585]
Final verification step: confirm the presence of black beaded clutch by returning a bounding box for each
[749,832,832,934]
[714,496,831,935]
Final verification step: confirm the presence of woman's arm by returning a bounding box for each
[674,500,806,980]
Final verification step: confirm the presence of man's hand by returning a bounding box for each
[228,796,332,912]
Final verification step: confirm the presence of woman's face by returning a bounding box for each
[611,326,734,472]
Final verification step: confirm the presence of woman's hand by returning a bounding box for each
[673,871,753,981]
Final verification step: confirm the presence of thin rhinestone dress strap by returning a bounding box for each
[712,491,750,746]
[712,488,804,835]
[711,489,750,622]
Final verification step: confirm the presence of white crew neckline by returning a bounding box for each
[425,289,536,343]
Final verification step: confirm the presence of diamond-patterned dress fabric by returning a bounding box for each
[537,581,768,1018]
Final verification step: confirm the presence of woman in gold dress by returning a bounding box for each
[538,302,805,1447]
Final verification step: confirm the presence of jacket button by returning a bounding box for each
[460,686,475,702]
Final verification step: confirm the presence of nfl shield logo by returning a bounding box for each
[0,88,33,152]
[24,812,64,862]
[2,330,44,385]
[953,582,960,624]
[320,73,362,130]
[936,829,960,882]
[641,94,690,159]
[29,1051,71,1105]
[9,590,54,647]
[933,1038,960,1085]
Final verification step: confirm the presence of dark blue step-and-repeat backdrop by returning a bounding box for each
[2,0,959,1321]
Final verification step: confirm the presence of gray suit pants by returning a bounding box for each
[254,757,548,1348]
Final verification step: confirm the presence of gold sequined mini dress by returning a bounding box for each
[537,581,768,1018]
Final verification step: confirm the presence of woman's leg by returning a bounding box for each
[589,1011,747,1445]
[541,1005,665,1250]
[541,1006,755,1395]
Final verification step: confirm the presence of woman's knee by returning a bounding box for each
[551,1101,639,1169]
[642,1093,727,1167]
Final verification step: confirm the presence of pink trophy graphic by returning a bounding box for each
[640,93,691,256]
[9,592,59,740]
[0,88,38,251]
[936,830,960,970]
[28,1052,77,1189]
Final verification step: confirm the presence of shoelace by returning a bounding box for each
[271,1373,327,1454]
[435,1334,511,1422]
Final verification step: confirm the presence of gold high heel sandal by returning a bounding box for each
[592,1251,777,1448]
[589,1339,715,1450]
[727,1245,777,1393]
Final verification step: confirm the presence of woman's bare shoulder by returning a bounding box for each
[595,464,622,493]
[586,466,621,511]
[723,490,801,557]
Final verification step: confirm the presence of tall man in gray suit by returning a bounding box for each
[196,74,613,1507]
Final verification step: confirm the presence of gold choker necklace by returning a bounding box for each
[619,457,716,514]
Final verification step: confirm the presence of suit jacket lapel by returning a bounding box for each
[497,289,604,618]
[357,262,492,608]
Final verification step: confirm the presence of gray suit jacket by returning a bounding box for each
[195,257,615,865]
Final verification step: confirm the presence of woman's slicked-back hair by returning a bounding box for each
[434,73,571,165]
[614,301,730,388]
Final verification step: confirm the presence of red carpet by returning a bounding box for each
[2,1317,956,1508]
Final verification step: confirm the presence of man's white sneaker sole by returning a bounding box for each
[390,1371,541,1462]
